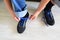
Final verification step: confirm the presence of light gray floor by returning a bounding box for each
[0,1,60,40]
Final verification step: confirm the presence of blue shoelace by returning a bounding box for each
[45,10,53,20]
[19,17,28,26]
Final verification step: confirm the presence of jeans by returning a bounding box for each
[11,0,27,18]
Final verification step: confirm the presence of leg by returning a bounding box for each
[17,12,29,33]
[16,0,29,33]
[44,1,54,11]
[44,1,55,26]
[12,0,29,33]
[17,8,29,33]
[12,0,27,12]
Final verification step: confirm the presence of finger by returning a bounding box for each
[15,17,19,22]
[30,15,33,19]
[30,16,33,20]
[30,16,35,20]
[18,17,20,20]
[31,16,35,20]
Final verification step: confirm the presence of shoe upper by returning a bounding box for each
[44,10,55,26]
[17,12,29,33]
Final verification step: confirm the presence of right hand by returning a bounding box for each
[13,16,20,22]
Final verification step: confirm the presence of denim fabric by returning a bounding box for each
[11,0,28,18]
[12,0,27,12]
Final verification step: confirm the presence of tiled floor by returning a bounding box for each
[0,1,60,40]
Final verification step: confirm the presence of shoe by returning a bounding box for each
[17,12,29,33]
[44,9,55,26]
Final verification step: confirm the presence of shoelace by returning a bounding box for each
[45,10,53,20]
[19,17,28,26]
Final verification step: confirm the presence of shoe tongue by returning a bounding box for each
[21,17,28,19]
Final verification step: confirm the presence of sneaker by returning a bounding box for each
[44,9,55,26]
[17,12,29,33]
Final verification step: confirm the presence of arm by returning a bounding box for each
[30,0,50,20]
[4,0,19,22]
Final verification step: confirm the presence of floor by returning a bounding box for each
[0,1,60,40]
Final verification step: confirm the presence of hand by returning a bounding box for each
[14,16,20,22]
[30,14,38,20]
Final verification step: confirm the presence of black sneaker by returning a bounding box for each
[44,9,55,26]
[17,12,29,33]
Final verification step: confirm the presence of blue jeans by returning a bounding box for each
[11,0,27,18]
